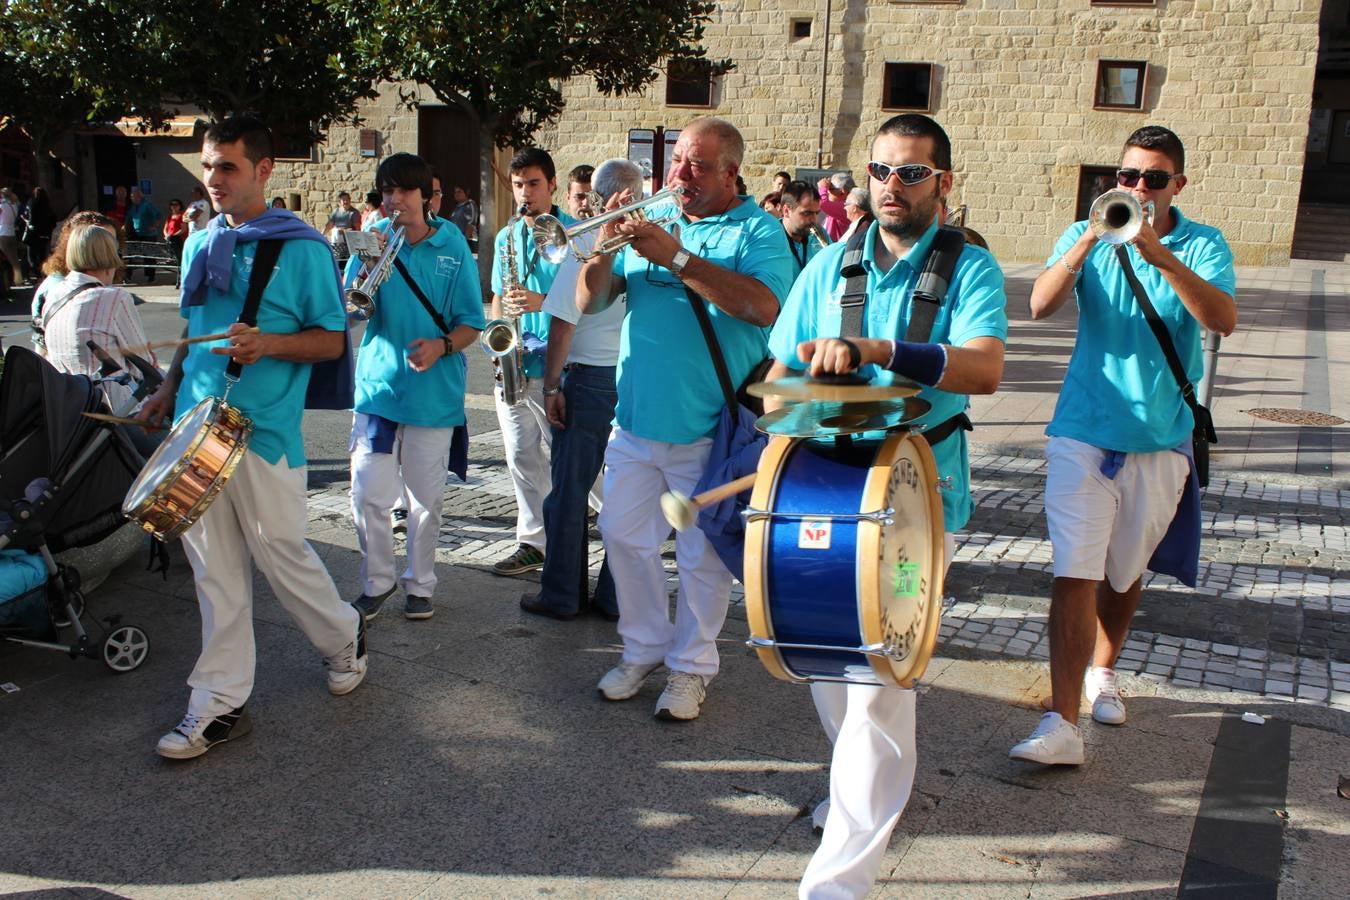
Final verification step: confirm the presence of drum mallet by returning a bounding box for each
[660,473,758,532]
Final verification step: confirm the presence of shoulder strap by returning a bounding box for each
[904,226,966,343]
[229,238,284,380]
[838,225,870,338]
[392,256,452,335]
[684,285,738,410]
[36,281,100,330]
[1114,245,1216,441]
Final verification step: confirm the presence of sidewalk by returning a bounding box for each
[0,261,1346,897]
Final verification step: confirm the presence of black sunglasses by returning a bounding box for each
[1116,168,1179,190]
[866,161,946,186]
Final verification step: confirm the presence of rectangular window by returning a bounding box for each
[666,60,714,108]
[791,18,812,39]
[1076,166,1118,221]
[1095,60,1147,110]
[882,62,934,112]
[274,128,317,162]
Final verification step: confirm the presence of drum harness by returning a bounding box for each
[837,224,972,448]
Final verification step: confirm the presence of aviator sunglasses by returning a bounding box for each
[865,161,946,185]
[1116,168,1180,190]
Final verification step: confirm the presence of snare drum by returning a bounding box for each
[743,433,944,688]
[122,397,252,541]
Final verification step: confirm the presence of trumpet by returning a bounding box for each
[533,186,686,264]
[1088,190,1154,246]
[345,214,405,320]
[809,223,831,249]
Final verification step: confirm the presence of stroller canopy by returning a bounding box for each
[0,346,145,552]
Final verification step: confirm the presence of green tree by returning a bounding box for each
[144,0,392,144]
[362,0,732,281]
[0,1,162,194]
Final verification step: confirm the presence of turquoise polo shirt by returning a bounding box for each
[768,219,1008,531]
[345,220,485,428]
[1045,207,1235,453]
[178,231,347,468]
[784,228,826,282]
[490,209,576,379]
[612,197,794,445]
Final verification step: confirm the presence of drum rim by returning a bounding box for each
[123,397,221,517]
[857,432,945,688]
[743,435,800,683]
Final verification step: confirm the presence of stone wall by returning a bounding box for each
[531,0,1321,266]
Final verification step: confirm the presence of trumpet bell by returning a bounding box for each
[1089,190,1155,246]
[345,288,375,321]
[533,215,570,265]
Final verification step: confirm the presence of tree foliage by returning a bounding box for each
[367,0,733,147]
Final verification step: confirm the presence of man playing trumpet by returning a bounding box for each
[346,153,484,622]
[577,117,792,721]
[1011,125,1236,766]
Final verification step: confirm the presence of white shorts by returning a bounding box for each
[1044,436,1188,592]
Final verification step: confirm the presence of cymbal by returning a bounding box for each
[756,397,931,438]
[747,373,921,403]
[82,411,167,431]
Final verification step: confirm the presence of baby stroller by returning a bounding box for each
[0,344,158,672]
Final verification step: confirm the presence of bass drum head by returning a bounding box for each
[122,397,216,515]
[857,433,945,687]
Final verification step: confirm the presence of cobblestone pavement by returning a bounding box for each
[307,426,1350,715]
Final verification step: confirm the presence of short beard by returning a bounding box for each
[877,181,942,241]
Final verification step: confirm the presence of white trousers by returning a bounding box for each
[179,450,359,718]
[494,380,552,550]
[799,533,956,900]
[599,428,732,679]
[349,413,452,597]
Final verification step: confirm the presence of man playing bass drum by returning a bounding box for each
[763,113,1007,898]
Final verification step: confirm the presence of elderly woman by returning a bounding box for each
[35,222,157,414]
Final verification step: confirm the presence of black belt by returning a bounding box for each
[563,362,616,372]
[922,412,973,447]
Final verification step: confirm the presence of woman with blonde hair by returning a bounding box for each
[35,222,156,411]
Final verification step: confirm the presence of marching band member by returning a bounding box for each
[520,160,638,621]
[1011,126,1236,766]
[780,179,829,281]
[488,148,574,578]
[346,153,485,622]
[138,116,366,760]
[577,117,792,721]
[764,114,1007,897]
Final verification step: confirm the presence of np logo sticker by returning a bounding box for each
[798,520,832,550]
[436,255,462,278]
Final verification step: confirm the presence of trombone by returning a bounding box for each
[1088,190,1155,245]
[533,186,686,263]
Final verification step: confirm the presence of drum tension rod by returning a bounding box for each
[740,507,895,525]
[747,635,901,658]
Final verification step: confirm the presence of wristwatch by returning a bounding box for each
[669,248,692,277]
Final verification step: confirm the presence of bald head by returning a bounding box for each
[685,117,744,171]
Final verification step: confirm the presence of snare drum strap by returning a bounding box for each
[229,238,285,381]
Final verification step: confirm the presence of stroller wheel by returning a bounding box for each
[102,625,149,672]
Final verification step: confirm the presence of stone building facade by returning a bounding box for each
[531,0,1322,267]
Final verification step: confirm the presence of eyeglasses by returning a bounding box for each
[865,161,946,186]
[1116,168,1180,190]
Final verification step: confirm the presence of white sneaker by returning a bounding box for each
[156,707,252,760]
[811,797,830,833]
[597,660,661,701]
[654,670,706,721]
[1086,666,1127,725]
[324,617,369,696]
[1009,712,1084,765]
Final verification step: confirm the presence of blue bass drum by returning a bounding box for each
[743,433,945,687]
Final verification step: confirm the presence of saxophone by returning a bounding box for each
[480,203,529,406]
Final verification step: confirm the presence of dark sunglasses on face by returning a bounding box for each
[865,161,946,186]
[1116,168,1179,190]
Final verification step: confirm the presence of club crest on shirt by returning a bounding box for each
[436,255,461,279]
